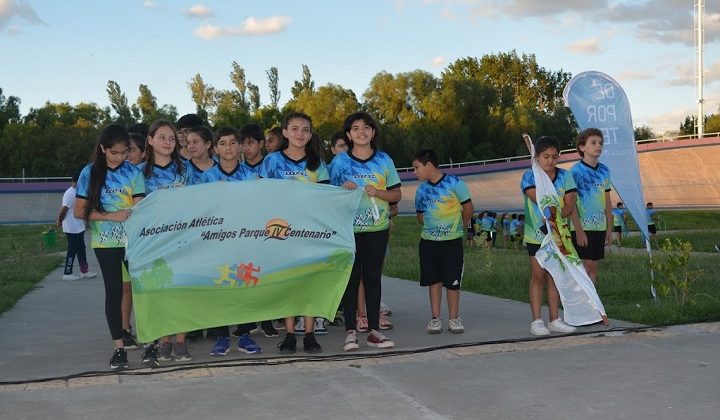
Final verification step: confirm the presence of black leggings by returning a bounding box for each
[343,229,389,332]
[64,232,88,275]
[94,248,126,341]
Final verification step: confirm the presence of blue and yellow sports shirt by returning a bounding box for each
[76,161,146,248]
[521,168,577,245]
[330,150,401,233]
[570,160,612,232]
[415,173,471,241]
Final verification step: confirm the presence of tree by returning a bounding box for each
[247,82,261,114]
[679,115,696,136]
[266,67,280,109]
[136,84,158,123]
[230,61,248,110]
[634,125,656,141]
[0,87,21,132]
[187,73,216,122]
[106,81,134,125]
[286,83,360,140]
[290,64,315,99]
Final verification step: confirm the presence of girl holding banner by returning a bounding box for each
[75,124,146,370]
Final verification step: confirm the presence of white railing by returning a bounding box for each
[396,132,720,173]
[0,176,71,183]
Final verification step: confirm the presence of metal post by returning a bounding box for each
[696,0,705,138]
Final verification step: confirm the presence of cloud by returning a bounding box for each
[0,0,45,31]
[565,37,601,54]
[442,7,457,21]
[644,107,694,135]
[142,0,155,8]
[194,16,292,39]
[184,4,213,18]
[615,70,654,82]
[431,56,446,67]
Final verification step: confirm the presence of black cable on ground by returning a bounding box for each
[0,324,670,387]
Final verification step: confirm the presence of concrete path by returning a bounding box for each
[1,238,718,419]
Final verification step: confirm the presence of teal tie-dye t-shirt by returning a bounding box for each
[521,168,577,245]
[259,151,330,184]
[240,157,264,180]
[415,174,471,241]
[330,150,401,233]
[138,161,191,194]
[186,160,216,185]
[570,160,612,232]
[200,161,255,183]
[76,161,146,248]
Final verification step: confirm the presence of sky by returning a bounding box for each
[1,0,719,135]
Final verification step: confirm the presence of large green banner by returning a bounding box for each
[124,179,362,342]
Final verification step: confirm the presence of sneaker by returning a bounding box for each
[530,319,550,336]
[356,315,369,333]
[548,318,577,333]
[238,333,262,354]
[210,336,230,356]
[314,318,328,335]
[294,317,305,335]
[715,244,719,253]
[109,348,128,370]
[122,329,138,350]
[379,313,393,330]
[332,310,344,326]
[141,344,159,368]
[231,328,241,337]
[426,318,442,334]
[260,321,279,338]
[273,319,286,330]
[366,330,395,348]
[277,334,296,354]
[80,271,97,279]
[173,342,192,361]
[62,274,80,281]
[303,333,322,354]
[448,318,464,334]
[158,341,173,361]
[343,330,359,352]
[380,302,392,316]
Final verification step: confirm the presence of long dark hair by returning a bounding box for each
[85,124,130,220]
[344,111,379,151]
[143,120,185,178]
[282,112,324,172]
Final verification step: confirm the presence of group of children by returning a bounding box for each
[466,211,525,249]
[68,108,646,370]
[72,111,462,371]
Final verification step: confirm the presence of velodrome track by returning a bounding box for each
[1,136,719,224]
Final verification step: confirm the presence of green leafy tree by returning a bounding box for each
[290,64,315,99]
[634,125,656,141]
[0,87,21,132]
[285,83,360,140]
[187,73,216,123]
[266,67,281,109]
[106,81,134,125]
[136,84,158,123]
[247,82,261,114]
[230,61,248,111]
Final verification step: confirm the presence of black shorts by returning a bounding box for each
[571,230,606,261]
[419,238,464,290]
[613,226,622,233]
[526,243,541,256]
[648,224,657,234]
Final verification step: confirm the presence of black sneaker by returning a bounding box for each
[261,321,279,338]
[303,333,322,354]
[122,329,138,350]
[141,344,160,368]
[109,348,128,370]
[231,328,241,337]
[277,333,296,354]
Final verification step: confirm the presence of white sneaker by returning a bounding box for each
[530,319,550,336]
[80,271,97,279]
[426,318,442,334]
[343,330,359,351]
[548,318,577,333]
[294,317,305,335]
[448,318,464,334]
[62,274,80,281]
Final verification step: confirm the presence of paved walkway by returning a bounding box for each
[1,239,718,419]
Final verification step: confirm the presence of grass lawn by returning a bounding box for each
[385,214,720,326]
[0,225,66,315]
